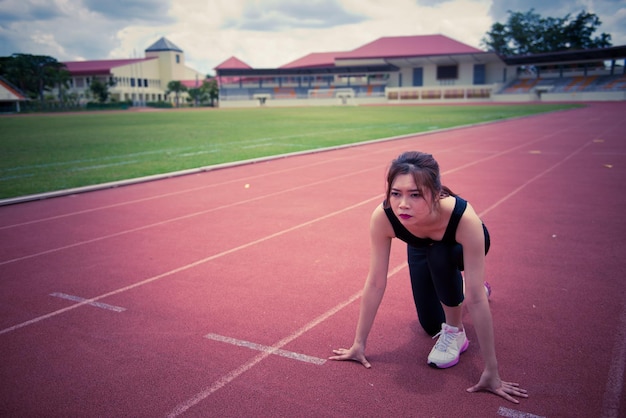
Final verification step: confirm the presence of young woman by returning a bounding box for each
[330,151,527,404]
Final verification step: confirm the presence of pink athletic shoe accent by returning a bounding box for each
[484,281,492,299]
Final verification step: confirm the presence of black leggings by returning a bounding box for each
[407,226,490,336]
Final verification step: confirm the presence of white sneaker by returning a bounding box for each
[427,323,469,368]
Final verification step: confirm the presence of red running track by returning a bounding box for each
[1,102,625,418]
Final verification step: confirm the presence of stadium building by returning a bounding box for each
[56,34,626,108]
[61,37,205,106]
[215,34,626,107]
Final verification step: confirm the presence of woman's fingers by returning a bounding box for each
[330,348,348,357]
[329,348,371,369]
[467,380,528,404]
[502,381,528,397]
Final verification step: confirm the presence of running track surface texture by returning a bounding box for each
[1,102,625,418]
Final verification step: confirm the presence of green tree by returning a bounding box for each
[205,76,219,106]
[0,54,66,101]
[89,78,115,103]
[186,86,207,106]
[51,67,72,102]
[482,9,612,55]
[166,80,187,107]
[186,77,219,106]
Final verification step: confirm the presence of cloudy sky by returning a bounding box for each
[1,0,624,75]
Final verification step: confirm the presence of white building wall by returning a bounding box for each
[0,84,22,101]
[485,62,506,84]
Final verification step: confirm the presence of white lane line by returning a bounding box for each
[167,262,407,418]
[601,301,626,418]
[69,160,139,171]
[50,292,126,313]
[204,333,326,365]
[0,173,35,181]
[2,148,194,172]
[497,406,545,418]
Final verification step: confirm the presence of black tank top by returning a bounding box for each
[383,195,467,248]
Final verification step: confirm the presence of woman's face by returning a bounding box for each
[389,173,434,225]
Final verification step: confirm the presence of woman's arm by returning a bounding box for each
[458,203,528,403]
[330,205,393,368]
[457,205,495,367]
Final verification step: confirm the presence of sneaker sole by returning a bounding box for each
[427,338,469,369]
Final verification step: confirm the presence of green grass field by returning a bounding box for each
[0,103,581,200]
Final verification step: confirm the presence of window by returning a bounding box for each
[437,65,458,80]
[473,64,486,84]
[176,54,180,64]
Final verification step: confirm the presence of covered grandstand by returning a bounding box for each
[214,35,626,107]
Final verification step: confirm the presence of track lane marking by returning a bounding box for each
[497,406,545,418]
[50,292,126,312]
[204,333,326,365]
[601,301,626,418]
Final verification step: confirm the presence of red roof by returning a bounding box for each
[214,56,252,70]
[336,35,483,60]
[62,58,155,75]
[181,79,206,88]
[280,52,343,69]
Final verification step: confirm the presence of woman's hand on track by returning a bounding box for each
[466,369,528,403]
[329,345,371,368]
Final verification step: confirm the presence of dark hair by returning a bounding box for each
[384,151,455,210]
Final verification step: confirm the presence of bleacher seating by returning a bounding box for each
[502,78,540,93]
[602,75,626,91]
[273,87,296,99]
[501,74,626,94]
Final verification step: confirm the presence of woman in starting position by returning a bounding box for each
[330,151,527,404]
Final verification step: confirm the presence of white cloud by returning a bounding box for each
[0,0,624,75]
[162,0,493,72]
